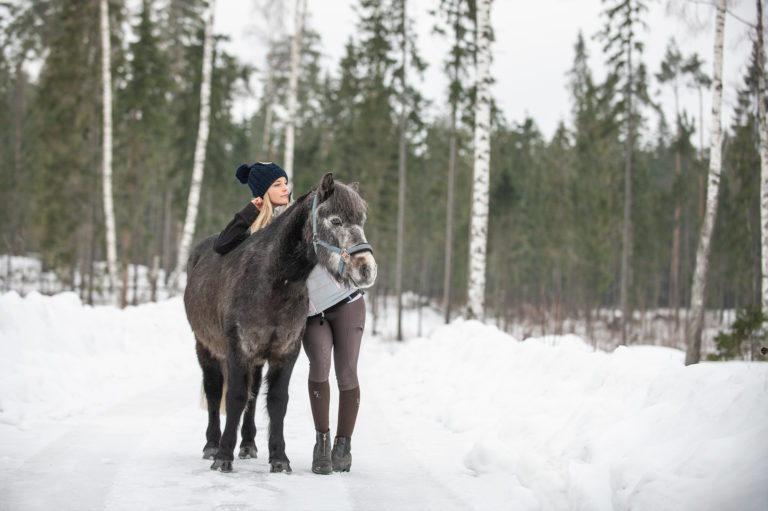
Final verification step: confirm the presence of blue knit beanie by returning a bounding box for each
[235,162,288,198]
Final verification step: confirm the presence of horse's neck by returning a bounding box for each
[267,199,317,282]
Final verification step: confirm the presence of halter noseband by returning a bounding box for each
[312,193,373,277]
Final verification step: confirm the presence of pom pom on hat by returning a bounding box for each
[235,163,250,184]
[235,161,288,198]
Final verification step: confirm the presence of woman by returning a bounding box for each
[214,161,365,475]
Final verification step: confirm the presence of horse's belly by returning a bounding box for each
[239,320,304,365]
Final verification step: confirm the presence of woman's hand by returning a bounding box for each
[252,197,263,210]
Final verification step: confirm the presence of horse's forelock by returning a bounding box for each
[322,183,367,224]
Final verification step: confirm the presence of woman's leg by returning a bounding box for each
[327,297,366,437]
[302,315,333,432]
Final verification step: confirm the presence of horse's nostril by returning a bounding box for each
[360,264,369,279]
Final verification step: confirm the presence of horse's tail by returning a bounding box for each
[199,367,257,415]
[199,378,228,415]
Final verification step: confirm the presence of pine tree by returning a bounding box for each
[682,53,711,220]
[433,0,475,323]
[118,0,175,301]
[597,0,651,344]
[349,0,399,287]
[0,0,41,266]
[29,0,124,286]
[656,38,685,326]
[567,31,623,336]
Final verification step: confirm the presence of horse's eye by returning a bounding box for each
[331,218,343,226]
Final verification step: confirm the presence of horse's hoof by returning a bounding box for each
[210,459,233,472]
[238,443,257,459]
[269,460,292,473]
[202,446,219,460]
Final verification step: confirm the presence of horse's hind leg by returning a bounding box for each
[196,339,223,459]
[265,351,299,473]
[238,365,263,459]
[211,341,250,472]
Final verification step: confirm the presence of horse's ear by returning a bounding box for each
[318,172,335,202]
[348,182,360,193]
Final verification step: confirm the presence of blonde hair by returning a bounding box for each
[248,192,290,234]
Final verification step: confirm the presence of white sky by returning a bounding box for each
[215,0,756,146]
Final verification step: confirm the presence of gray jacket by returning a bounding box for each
[306,264,356,316]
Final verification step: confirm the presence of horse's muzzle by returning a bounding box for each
[352,252,377,289]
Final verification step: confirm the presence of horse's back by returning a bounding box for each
[184,234,229,358]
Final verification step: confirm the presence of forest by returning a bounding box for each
[0,0,764,357]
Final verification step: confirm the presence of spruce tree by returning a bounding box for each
[597,0,651,344]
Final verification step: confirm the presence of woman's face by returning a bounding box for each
[266,177,290,206]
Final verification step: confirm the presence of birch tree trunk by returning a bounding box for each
[756,0,768,314]
[395,0,407,341]
[467,0,492,320]
[261,50,275,157]
[100,0,119,297]
[284,0,306,181]
[685,0,726,365]
[169,0,216,294]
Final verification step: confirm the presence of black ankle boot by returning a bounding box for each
[331,437,351,472]
[312,430,332,475]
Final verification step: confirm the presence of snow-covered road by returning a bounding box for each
[1,368,469,510]
[0,341,465,511]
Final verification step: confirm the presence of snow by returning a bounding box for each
[1,290,767,510]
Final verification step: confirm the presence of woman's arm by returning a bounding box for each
[212,201,260,255]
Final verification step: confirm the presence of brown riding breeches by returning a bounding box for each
[302,297,365,390]
[302,297,365,437]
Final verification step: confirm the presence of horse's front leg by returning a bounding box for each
[265,349,299,473]
[238,365,263,459]
[211,341,249,472]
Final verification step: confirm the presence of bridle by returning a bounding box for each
[312,193,373,277]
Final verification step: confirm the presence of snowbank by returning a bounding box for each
[0,291,196,426]
[366,318,768,511]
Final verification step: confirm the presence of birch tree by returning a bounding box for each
[284,0,306,181]
[100,0,118,296]
[756,0,768,315]
[467,0,492,320]
[256,0,286,160]
[169,0,216,294]
[685,0,726,365]
[262,44,277,157]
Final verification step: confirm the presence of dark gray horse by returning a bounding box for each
[184,173,377,473]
